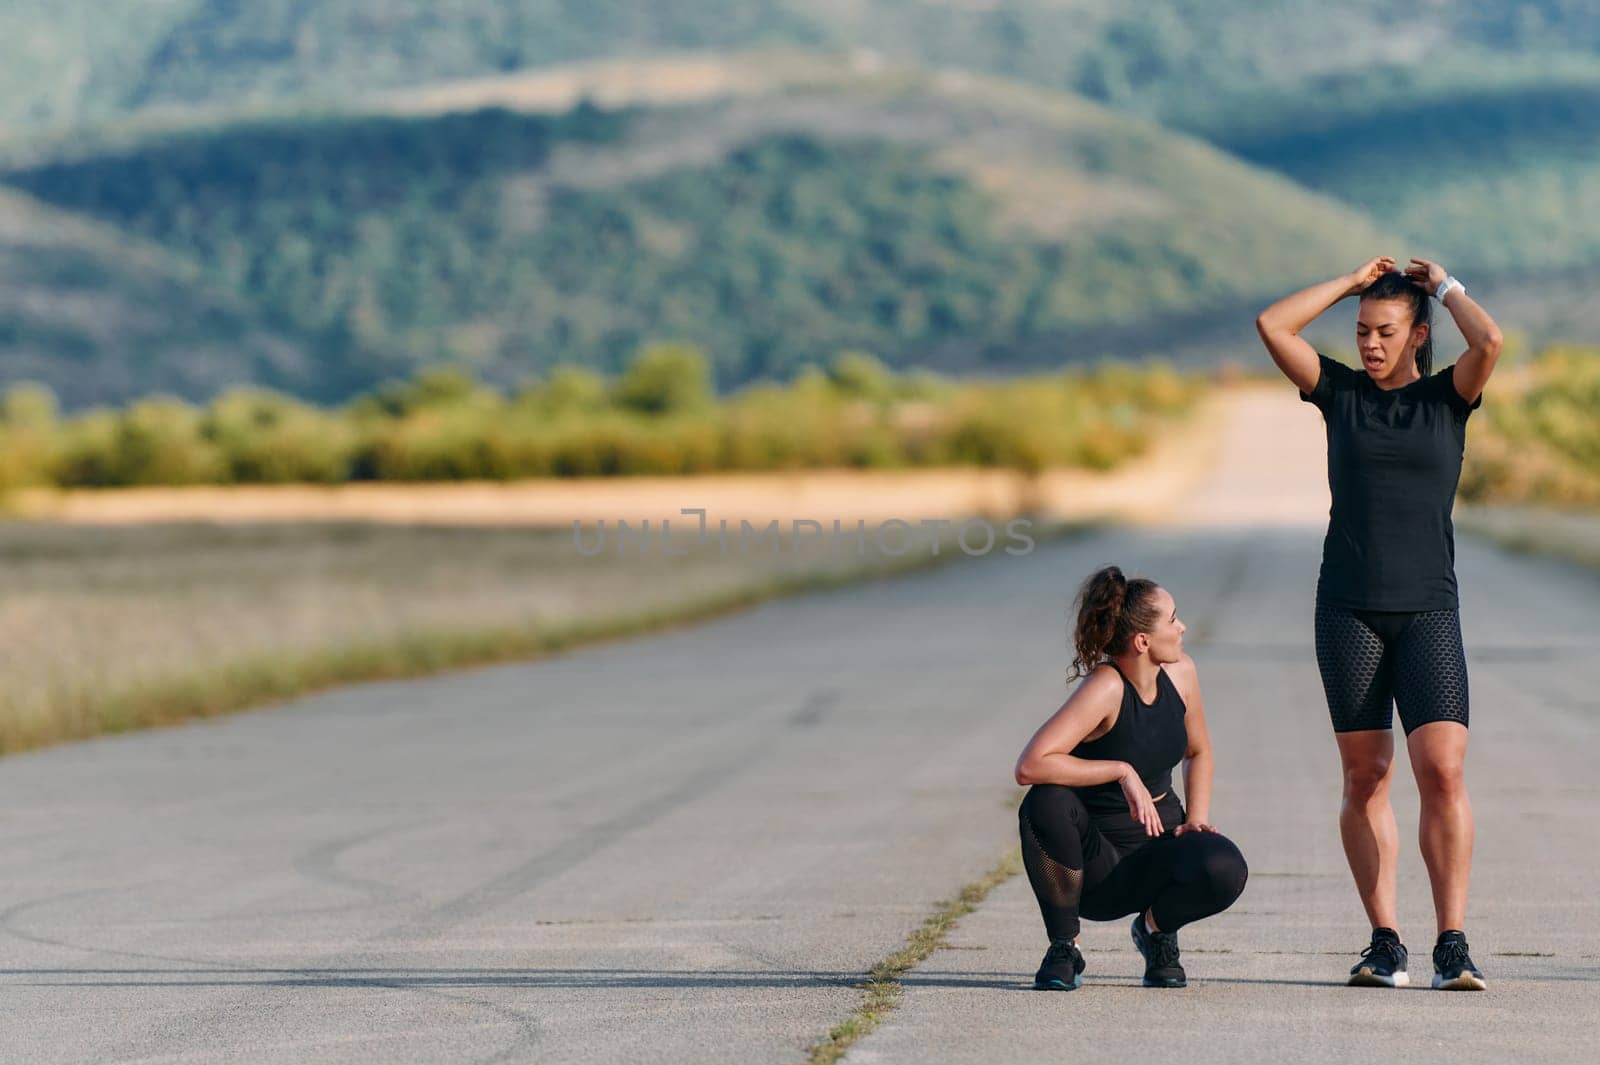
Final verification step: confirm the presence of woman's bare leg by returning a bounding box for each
[1336,729,1400,931]
[1406,721,1473,934]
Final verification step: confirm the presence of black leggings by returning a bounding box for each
[1018,784,1248,943]
[1313,602,1469,734]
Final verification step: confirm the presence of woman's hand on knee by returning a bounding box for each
[1174,821,1217,837]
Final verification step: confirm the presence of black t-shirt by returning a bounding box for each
[1300,353,1481,611]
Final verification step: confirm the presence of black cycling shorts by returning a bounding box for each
[1313,602,1469,734]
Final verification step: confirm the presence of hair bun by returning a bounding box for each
[1106,566,1128,598]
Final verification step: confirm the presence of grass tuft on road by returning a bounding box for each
[805,846,1023,1065]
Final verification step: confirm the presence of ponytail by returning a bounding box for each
[1068,565,1161,681]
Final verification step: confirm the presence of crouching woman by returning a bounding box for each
[1016,566,1248,990]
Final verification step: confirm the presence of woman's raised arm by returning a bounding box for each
[1256,256,1394,393]
[1405,257,1503,405]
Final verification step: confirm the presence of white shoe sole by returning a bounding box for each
[1348,966,1410,987]
[1432,971,1487,991]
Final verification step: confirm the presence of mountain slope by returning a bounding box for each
[1211,77,1600,276]
[7,1,1600,134]
[2,63,1396,402]
[0,187,330,408]
[4,3,1597,296]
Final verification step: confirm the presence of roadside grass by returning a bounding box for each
[1459,347,1600,510]
[1442,346,1600,574]
[0,377,1216,758]
[805,846,1023,1065]
[1455,504,1600,572]
[0,518,1083,756]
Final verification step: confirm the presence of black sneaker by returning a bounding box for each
[1432,931,1486,991]
[1033,939,1085,991]
[1349,927,1410,987]
[1130,914,1186,988]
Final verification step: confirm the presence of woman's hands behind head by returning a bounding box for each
[1347,256,1397,295]
[1405,257,1447,295]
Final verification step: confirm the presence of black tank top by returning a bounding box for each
[1069,663,1189,852]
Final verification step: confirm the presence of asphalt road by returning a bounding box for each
[3,385,1597,1064]
[0,520,1102,1064]
[843,530,1600,1065]
[2,521,1596,1064]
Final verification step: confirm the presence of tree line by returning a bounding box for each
[0,345,1202,491]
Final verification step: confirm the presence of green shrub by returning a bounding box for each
[1461,346,1600,506]
[52,410,120,487]
[515,366,611,419]
[357,409,503,481]
[112,398,227,485]
[0,383,61,492]
[15,356,1210,486]
[613,343,714,416]
[205,388,357,483]
[827,351,895,401]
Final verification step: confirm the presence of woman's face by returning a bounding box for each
[1356,298,1427,381]
[1136,587,1186,664]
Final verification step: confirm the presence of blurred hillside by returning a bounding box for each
[5,2,1599,135]
[0,3,1596,406]
[1,65,1392,404]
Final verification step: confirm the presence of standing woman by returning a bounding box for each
[1015,566,1247,991]
[1256,256,1503,990]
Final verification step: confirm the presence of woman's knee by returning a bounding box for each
[1020,784,1087,827]
[1412,755,1467,801]
[1341,759,1392,803]
[1337,731,1396,803]
[1019,785,1089,861]
[1191,833,1249,905]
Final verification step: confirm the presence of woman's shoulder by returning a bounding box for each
[1300,352,1362,409]
[1081,662,1127,701]
[1315,352,1363,382]
[1072,664,1127,739]
[1163,654,1200,708]
[1426,362,1484,417]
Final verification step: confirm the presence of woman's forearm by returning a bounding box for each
[1441,288,1503,355]
[1016,752,1131,788]
[1256,272,1359,337]
[1181,749,1214,824]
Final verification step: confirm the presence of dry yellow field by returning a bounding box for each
[0,520,968,752]
[0,393,1228,755]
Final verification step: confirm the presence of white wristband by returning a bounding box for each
[1435,276,1464,302]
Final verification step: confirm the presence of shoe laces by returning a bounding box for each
[1147,929,1181,968]
[1434,937,1472,971]
[1042,940,1079,969]
[1359,936,1404,968]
